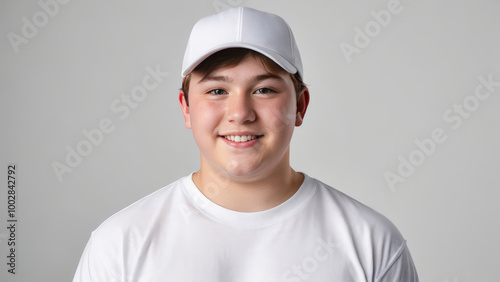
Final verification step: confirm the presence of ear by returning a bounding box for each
[295,87,310,126]
[179,90,192,129]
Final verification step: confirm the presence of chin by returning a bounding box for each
[224,167,255,178]
[223,161,262,179]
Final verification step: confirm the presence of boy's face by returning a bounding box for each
[179,54,309,179]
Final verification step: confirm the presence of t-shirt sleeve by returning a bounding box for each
[376,241,419,282]
[73,233,121,282]
[73,236,94,282]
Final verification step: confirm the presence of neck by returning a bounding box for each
[192,156,304,212]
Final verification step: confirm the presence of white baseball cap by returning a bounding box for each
[181,7,303,78]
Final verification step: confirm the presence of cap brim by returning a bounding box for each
[181,44,298,77]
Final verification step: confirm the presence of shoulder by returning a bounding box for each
[74,176,192,280]
[90,175,189,240]
[306,175,411,276]
[309,175,402,239]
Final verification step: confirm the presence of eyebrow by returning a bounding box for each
[251,73,284,84]
[197,73,284,84]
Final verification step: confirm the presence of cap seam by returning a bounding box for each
[237,6,243,42]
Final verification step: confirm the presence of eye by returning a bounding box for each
[254,88,275,94]
[208,89,227,95]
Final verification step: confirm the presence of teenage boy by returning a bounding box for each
[74,7,418,281]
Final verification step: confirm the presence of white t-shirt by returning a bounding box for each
[74,173,418,282]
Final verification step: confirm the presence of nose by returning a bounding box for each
[226,92,256,124]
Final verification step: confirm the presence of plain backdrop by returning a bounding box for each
[1,0,499,281]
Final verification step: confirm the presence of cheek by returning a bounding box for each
[190,102,224,133]
[263,101,297,132]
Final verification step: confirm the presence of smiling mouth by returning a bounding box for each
[222,135,264,143]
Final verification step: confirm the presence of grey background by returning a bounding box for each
[1,0,499,281]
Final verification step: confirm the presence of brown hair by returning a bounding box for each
[181,48,306,105]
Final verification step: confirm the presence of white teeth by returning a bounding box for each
[224,135,258,142]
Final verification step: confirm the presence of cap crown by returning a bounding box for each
[182,7,303,78]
